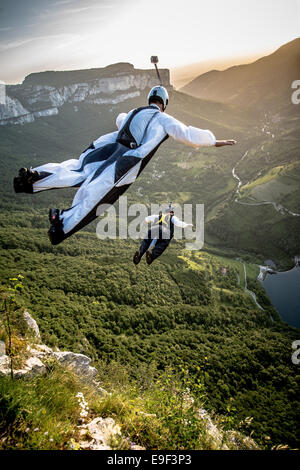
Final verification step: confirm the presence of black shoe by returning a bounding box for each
[48,225,65,245]
[49,208,60,224]
[13,168,40,194]
[48,208,65,245]
[146,250,153,265]
[133,251,141,265]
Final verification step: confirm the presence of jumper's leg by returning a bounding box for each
[146,238,171,264]
[13,142,117,194]
[48,144,138,244]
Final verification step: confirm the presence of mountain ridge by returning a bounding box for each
[181,37,300,113]
[21,62,171,87]
[0,64,171,126]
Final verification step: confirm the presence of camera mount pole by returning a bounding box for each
[150,56,162,86]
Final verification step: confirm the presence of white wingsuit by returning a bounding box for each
[31,103,216,241]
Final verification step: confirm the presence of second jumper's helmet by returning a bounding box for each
[148,86,169,111]
[168,201,174,215]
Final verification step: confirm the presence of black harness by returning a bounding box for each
[116,105,159,149]
[154,211,174,238]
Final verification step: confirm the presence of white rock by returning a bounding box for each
[90,91,140,105]
[36,344,53,354]
[14,356,46,378]
[0,95,29,119]
[0,352,46,378]
[131,444,146,450]
[26,343,53,358]
[0,340,6,355]
[78,441,91,449]
[33,107,58,118]
[197,408,228,450]
[53,351,98,380]
[79,417,121,450]
[226,430,258,450]
[23,311,41,339]
[0,355,10,376]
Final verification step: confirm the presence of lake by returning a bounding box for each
[261,266,300,328]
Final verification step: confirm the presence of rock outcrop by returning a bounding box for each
[197,408,229,450]
[52,351,98,381]
[13,356,46,379]
[0,311,97,381]
[0,310,141,450]
[0,340,6,355]
[78,417,121,450]
[23,310,41,339]
[0,354,10,372]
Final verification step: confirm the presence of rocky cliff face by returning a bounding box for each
[0,311,98,381]
[0,63,171,125]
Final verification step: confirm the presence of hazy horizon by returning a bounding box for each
[0,0,299,85]
[3,40,297,91]
[170,51,278,89]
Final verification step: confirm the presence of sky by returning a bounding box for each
[0,0,299,84]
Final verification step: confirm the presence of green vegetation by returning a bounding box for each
[0,287,258,451]
[0,365,91,450]
[0,358,259,450]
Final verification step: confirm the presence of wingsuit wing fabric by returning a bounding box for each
[31,104,216,243]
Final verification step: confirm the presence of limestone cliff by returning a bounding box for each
[0,63,171,125]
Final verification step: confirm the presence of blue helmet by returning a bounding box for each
[148,86,169,111]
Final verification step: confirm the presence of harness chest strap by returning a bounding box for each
[159,212,170,227]
[116,105,159,149]
[154,212,173,228]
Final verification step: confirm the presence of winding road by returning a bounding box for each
[236,258,264,310]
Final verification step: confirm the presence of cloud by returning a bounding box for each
[52,0,76,5]
[0,33,81,52]
[60,7,91,14]
[0,38,36,52]
[59,3,114,15]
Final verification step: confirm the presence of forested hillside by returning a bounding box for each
[1,184,299,447]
